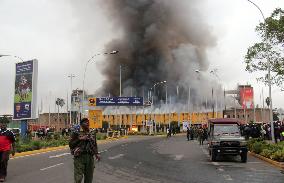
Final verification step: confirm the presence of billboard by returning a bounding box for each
[13,60,38,120]
[88,97,143,106]
[240,86,254,109]
[182,121,189,131]
[88,110,102,129]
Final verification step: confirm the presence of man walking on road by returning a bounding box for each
[0,119,15,182]
[69,118,100,183]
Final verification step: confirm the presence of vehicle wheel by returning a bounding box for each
[211,151,216,161]
[241,153,247,163]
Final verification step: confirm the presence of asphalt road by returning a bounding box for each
[7,135,284,183]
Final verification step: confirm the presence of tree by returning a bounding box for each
[0,116,10,124]
[55,98,65,130]
[245,8,284,89]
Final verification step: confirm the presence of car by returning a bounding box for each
[207,118,248,163]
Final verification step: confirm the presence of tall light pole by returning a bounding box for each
[247,0,274,143]
[195,69,220,119]
[149,80,166,133]
[150,81,167,106]
[82,50,119,116]
[0,54,26,137]
[68,74,75,125]
[120,65,122,97]
[0,54,24,62]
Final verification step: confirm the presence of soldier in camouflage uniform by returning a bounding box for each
[69,118,100,183]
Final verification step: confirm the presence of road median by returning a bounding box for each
[12,136,128,158]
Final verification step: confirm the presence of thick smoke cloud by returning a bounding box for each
[98,0,218,106]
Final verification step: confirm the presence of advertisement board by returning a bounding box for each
[88,97,143,106]
[88,110,102,129]
[13,60,38,120]
[240,86,254,109]
[182,121,189,131]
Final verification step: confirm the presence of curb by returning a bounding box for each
[13,145,69,158]
[12,137,127,158]
[249,151,284,170]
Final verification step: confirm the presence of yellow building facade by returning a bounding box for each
[102,111,222,127]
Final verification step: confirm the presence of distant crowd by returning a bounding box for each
[240,121,284,142]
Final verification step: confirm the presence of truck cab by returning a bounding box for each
[207,118,248,162]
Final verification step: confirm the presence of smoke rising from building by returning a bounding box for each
[98,0,219,106]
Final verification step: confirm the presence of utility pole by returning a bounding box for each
[120,65,122,97]
[247,0,274,143]
[68,74,75,125]
[188,86,191,127]
[212,88,214,118]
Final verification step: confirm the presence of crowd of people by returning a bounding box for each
[241,121,284,142]
[183,121,284,144]
[186,126,208,145]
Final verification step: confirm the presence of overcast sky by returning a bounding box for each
[0,0,283,115]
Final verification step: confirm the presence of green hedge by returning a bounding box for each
[15,133,107,153]
[248,138,284,162]
[96,133,107,140]
[16,137,69,153]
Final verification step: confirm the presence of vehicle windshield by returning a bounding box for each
[214,124,240,136]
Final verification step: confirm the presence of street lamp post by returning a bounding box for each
[195,69,220,119]
[81,50,118,117]
[247,0,274,143]
[68,74,75,125]
[0,54,27,137]
[150,81,167,106]
[0,54,24,62]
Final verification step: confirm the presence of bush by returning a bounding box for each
[271,149,284,162]
[31,141,42,150]
[251,142,264,154]
[128,131,138,135]
[96,133,107,140]
[248,138,284,162]
[15,136,69,153]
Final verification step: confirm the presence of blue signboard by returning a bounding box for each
[13,60,38,120]
[95,97,143,106]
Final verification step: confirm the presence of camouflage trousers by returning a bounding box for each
[74,153,95,183]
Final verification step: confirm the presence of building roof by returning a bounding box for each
[208,118,241,125]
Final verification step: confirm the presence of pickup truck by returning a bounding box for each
[207,118,248,163]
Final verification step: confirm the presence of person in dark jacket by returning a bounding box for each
[186,127,190,141]
[69,118,100,183]
[0,121,15,182]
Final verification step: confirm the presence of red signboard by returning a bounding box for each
[240,86,254,109]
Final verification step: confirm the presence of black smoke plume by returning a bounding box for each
[99,0,217,105]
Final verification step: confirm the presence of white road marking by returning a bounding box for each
[108,154,124,160]
[40,163,64,171]
[173,155,184,160]
[49,149,107,158]
[223,175,233,181]
[99,149,108,153]
[49,153,70,158]
[218,168,225,172]
[212,162,220,166]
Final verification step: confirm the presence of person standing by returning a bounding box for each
[0,120,16,182]
[69,118,100,183]
[186,127,190,141]
[198,127,204,145]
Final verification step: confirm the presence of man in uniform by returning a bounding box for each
[0,119,15,182]
[69,118,100,183]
